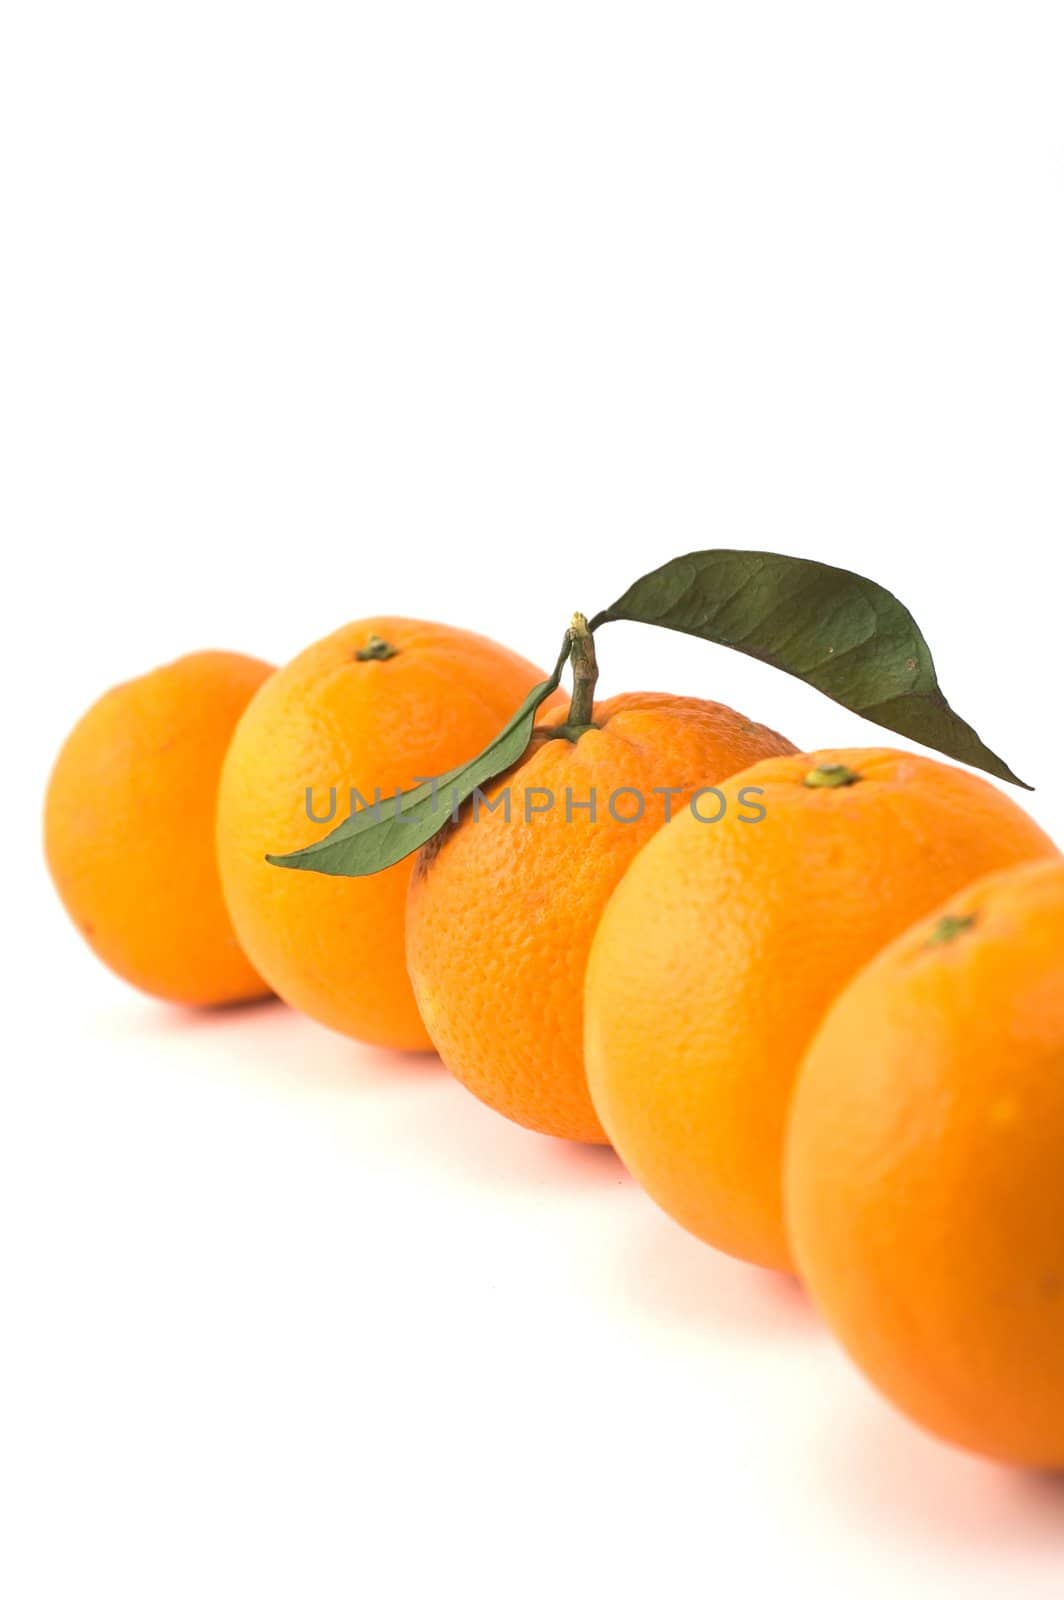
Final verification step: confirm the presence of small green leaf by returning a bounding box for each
[591,550,1029,788]
[267,634,572,878]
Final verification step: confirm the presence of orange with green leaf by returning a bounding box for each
[45,546,1062,1469]
[405,665,794,1141]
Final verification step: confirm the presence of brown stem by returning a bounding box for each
[566,613,598,729]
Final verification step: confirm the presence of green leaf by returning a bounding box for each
[267,633,572,878]
[591,549,1029,788]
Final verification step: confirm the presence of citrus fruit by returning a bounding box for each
[215,618,555,1050]
[405,693,795,1141]
[786,857,1064,1466]
[45,650,274,1005]
[584,749,1058,1270]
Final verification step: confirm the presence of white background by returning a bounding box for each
[4,4,1064,1595]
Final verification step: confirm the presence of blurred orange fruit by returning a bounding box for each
[45,650,274,1005]
[216,618,554,1050]
[585,749,1058,1270]
[406,693,795,1140]
[786,857,1064,1466]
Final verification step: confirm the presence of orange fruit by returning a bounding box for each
[785,858,1064,1466]
[405,694,795,1141]
[584,749,1058,1271]
[215,618,555,1050]
[45,650,274,1005]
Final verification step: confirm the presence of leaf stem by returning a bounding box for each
[566,612,598,729]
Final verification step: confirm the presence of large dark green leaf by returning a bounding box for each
[267,634,572,878]
[591,549,1029,788]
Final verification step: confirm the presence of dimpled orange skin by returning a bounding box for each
[45,650,275,1005]
[584,749,1058,1271]
[786,858,1064,1467]
[405,694,796,1142]
[216,619,556,1051]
